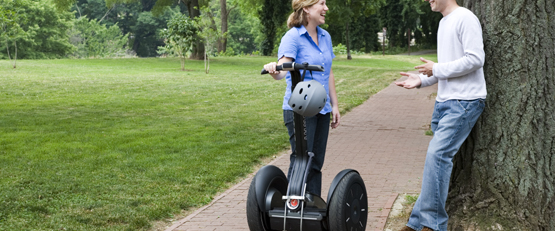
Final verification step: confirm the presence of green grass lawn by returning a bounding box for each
[0,54,436,230]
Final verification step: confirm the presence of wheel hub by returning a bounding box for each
[348,198,361,224]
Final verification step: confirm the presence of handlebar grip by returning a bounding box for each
[261,65,284,75]
[260,62,324,74]
[295,63,325,72]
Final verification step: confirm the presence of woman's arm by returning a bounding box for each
[263,57,294,80]
[328,68,340,128]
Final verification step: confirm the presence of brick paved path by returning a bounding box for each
[166,77,437,231]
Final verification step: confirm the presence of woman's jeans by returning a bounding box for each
[407,99,485,231]
[283,110,330,196]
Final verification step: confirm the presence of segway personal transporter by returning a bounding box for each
[247,62,368,231]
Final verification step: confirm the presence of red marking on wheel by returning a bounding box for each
[291,199,298,207]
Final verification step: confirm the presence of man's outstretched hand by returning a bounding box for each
[395,72,422,89]
[415,57,434,77]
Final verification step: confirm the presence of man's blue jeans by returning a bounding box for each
[407,99,485,231]
[283,110,330,196]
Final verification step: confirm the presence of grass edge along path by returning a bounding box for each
[0,54,436,230]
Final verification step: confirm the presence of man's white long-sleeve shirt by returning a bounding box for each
[419,7,487,102]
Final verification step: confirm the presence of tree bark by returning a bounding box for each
[5,39,11,61]
[218,0,228,53]
[407,28,411,55]
[204,37,209,74]
[182,0,205,60]
[180,55,185,71]
[345,21,351,60]
[447,0,555,230]
[13,40,17,68]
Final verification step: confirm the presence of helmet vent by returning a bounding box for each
[299,88,303,94]
[299,106,303,110]
[292,104,296,108]
[308,84,311,88]
[304,95,308,100]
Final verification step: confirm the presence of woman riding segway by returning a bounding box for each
[247,0,368,230]
[263,0,340,198]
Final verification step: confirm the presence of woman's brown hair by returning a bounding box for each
[287,0,320,28]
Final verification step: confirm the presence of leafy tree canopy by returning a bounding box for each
[0,0,74,59]
[380,0,424,47]
[226,7,261,55]
[71,0,182,57]
[327,0,384,25]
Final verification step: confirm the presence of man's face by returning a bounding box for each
[425,0,442,12]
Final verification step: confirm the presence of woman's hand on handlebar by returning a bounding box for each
[263,57,292,80]
[263,62,284,80]
[263,62,280,74]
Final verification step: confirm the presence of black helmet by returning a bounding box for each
[288,80,327,117]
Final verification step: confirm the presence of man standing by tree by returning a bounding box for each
[394,0,487,230]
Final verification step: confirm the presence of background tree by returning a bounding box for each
[158,13,197,71]
[71,0,181,57]
[380,0,402,47]
[196,4,220,73]
[348,13,381,53]
[380,0,421,48]
[258,0,290,56]
[327,0,383,59]
[0,0,74,60]
[54,0,264,58]
[0,2,27,68]
[62,0,205,59]
[226,7,261,55]
[151,0,206,59]
[216,0,237,53]
[156,0,235,55]
[132,8,179,56]
[412,0,440,48]
[447,0,555,230]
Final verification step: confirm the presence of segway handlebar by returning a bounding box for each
[261,62,324,75]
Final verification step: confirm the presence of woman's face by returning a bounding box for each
[304,0,328,26]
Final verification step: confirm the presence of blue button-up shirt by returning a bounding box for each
[277,25,335,114]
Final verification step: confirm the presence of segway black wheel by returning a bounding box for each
[328,171,368,231]
[246,165,287,231]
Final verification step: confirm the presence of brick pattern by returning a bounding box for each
[166,78,437,231]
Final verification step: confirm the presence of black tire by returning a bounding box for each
[328,172,368,231]
[246,166,287,231]
[246,175,269,231]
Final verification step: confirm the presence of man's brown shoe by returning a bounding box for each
[421,227,434,231]
[399,226,416,231]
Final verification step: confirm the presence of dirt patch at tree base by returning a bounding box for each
[384,194,418,231]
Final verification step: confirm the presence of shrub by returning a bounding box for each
[333,43,347,55]
[68,17,131,58]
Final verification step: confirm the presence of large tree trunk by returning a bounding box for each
[447,0,555,230]
[182,0,204,60]
[218,0,228,53]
